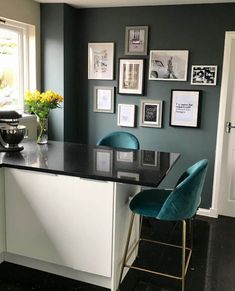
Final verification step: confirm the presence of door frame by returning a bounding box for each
[211,31,235,217]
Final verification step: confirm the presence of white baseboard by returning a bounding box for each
[197,207,218,218]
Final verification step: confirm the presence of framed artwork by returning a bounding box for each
[140,99,163,128]
[170,90,201,128]
[125,26,148,55]
[88,42,114,80]
[141,150,159,167]
[117,104,136,127]
[149,50,189,81]
[93,149,113,175]
[118,59,144,95]
[116,151,134,163]
[191,65,217,85]
[93,86,114,113]
[117,171,140,181]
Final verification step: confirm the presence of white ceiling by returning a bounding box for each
[35,0,235,9]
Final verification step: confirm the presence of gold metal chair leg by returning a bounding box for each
[118,212,135,290]
[182,220,186,291]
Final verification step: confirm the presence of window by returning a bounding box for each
[0,18,36,112]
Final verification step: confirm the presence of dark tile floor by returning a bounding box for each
[0,215,234,291]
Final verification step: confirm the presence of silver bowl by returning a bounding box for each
[0,125,26,148]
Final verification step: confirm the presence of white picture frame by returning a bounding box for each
[125,26,148,55]
[93,149,113,175]
[149,50,189,81]
[93,86,114,113]
[117,171,140,181]
[140,99,163,128]
[117,104,136,127]
[88,42,114,80]
[191,65,217,85]
[118,59,144,95]
[116,151,134,163]
[170,90,201,128]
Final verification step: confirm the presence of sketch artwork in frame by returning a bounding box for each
[117,104,136,127]
[140,99,163,128]
[118,59,144,95]
[149,50,189,81]
[125,26,148,55]
[88,42,114,80]
[191,65,217,85]
[93,86,114,113]
[170,90,201,128]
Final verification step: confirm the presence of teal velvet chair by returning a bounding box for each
[118,159,208,291]
[97,131,139,150]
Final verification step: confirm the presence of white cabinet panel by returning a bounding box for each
[5,169,114,277]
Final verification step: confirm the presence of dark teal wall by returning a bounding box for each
[41,4,64,141]
[41,3,235,208]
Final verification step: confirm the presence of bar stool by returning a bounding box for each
[118,159,208,291]
[97,131,139,150]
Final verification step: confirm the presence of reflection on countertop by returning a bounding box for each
[0,139,180,187]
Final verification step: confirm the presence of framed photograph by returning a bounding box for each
[116,151,134,163]
[191,65,217,85]
[93,149,113,175]
[118,59,144,95]
[117,104,136,127]
[141,150,159,167]
[125,26,148,55]
[88,42,114,80]
[93,86,114,113]
[117,171,140,181]
[170,90,201,128]
[149,50,189,81]
[140,99,163,128]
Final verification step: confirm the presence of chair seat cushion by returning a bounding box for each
[129,189,172,218]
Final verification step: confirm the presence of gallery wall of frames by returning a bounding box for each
[88,27,217,130]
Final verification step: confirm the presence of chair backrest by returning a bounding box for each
[157,159,208,221]
[97,131,140,150]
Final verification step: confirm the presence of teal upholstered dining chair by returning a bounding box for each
[97,131,139,150]
[118,159,208,291]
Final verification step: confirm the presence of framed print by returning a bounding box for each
[93,149,113,175]
[117,171,140,181]
[125,26,148,55]
[93,86,114,113]
[170,90,201,128]
[141,150,159,167]
[191,65,217,85]
[149,50,189,81]
[88,42,114,80]
[140,99,163,128]
[117,104,136,127]
[118,59,144,95]
[116,151,134,163]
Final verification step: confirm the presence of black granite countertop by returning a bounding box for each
[0,140,180,187]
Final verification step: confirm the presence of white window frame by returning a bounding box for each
[0,17,36,112]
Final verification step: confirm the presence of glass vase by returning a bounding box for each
[37,116,48,144]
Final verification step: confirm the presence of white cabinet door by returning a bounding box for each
[5,168,114,277]
[0,168,5,256]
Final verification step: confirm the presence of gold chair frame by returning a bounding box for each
[118,213,193,291]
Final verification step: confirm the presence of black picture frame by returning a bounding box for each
[170,89,202,128]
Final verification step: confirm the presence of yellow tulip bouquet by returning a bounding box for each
[25,89,63,118]
[25,90,63,144]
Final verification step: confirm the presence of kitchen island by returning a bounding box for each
[0,140,180,291]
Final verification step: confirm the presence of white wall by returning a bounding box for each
[0,0,41,88]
